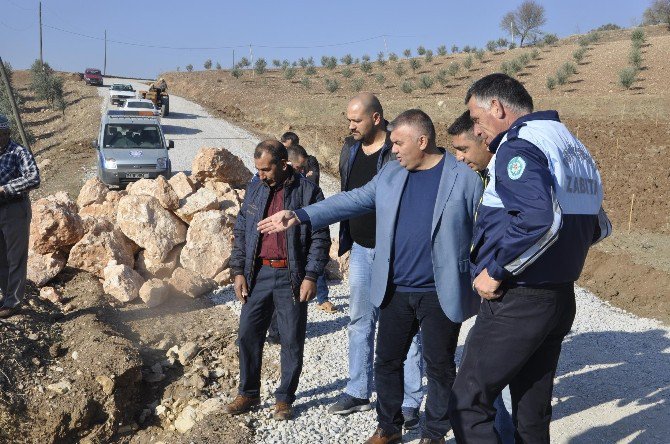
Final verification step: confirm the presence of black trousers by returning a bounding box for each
[237,266,308,404]
[376,291,461,439]
[0,198,31,309]
[449,284,576,444]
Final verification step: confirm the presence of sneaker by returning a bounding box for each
[328,393,373,415]
[402,407,420,430]
[316,300,339,313]
[273,401,293,421]
[222,395,260,415]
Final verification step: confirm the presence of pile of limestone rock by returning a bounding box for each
[27,147,253,308]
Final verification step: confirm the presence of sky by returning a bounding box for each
[0,0,651,79]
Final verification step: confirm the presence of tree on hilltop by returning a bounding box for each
[500,0,547,47]
[643,0,670,29]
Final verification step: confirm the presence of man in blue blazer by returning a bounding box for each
[258,109,483,444]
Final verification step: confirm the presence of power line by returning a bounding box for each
[42,23,416,51]
[3,0,34,11]
[0,19,33,32]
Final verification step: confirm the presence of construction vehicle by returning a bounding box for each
[139,79,170,117]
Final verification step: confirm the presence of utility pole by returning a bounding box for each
[383,35,388,54]
[0,56,31,150]
[39,1,43,65]
[249,44,254,76]
[232,49,235,69]
[510,20,515,46]
[103,30,107,76]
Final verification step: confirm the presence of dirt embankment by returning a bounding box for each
[1,74,252,443]
[163,25,670,324]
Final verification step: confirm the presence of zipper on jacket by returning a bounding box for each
[283,184,297,305]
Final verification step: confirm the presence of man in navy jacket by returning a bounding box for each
[448,74,611,443]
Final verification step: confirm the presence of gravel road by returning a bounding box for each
[98,81,669,443]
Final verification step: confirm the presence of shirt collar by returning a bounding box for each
[489,110,561,151]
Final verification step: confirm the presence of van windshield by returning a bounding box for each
[103,124,163,149]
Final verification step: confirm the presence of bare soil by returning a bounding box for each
[162,25,670,324]
[0,73,252,443]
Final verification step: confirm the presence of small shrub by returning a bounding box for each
[324,78,340,93]
[475,49,485,61]
[629,48,643,69]
[561,62,577,76]
[425,50,433,62]
[281,60,290,69]
[436,69,449,86]
[272,59,281,67]
[519,53,531,66]
[546,76,557,90]
[186,64,193,72]
[305,66,317,76]
[618,67,638,89]
[486,40,497,52]
[360,61,373,73]
[362,54,371,62]
[307,57,315,66]
[301,77,311,89]
[463,55,473,70]
[573,48,587,63]
[321,56,331,67]
[204,59,212,69]
[341,67,354,78]
[555,69,569,85]
[394,63,407,78]
[501,61,516,77]
[463,45,473,53]
[401,81,414,94]
[631,28,646,45]
[341,54,353,65]
[543,34,559,45]
[451,45,459,53]
[497,38,509,48]
[238,57,250,68]
[509,43,517,50]
[437,45,447,56]
[284,67,297,80]
[375,73,386,84]
[322,56,337,69]
[377,52,386,66]
[254,58,267,74]
[354,58,360,64]
[388,52,399,62]
[403,49,412,58]
[352,77,365,92]
[216,62,222,70]
[299,58,309,68]
[231,67,242,78]
[531,48,541,60]
[418,75,434,89]
[410,58,421,72]
[417,45,427,55]
[595,23,621,32]
[447,62,460,77]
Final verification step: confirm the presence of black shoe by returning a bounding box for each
[266,335,281,345]
[418,438,445,444]
[328,393,373,415]
[402,407,420,430]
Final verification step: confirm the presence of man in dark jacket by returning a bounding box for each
[224,140,330,421]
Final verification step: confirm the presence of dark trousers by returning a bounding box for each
[376,291,461,439]
[238,266,308,404]
[449,284,576,444]
[0,198,31,309]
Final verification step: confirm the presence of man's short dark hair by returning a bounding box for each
[254,140,287,164]
[447,111,475,136]
[388,109,435,143]
[280,131,299,145]
[465,73,534,114]
[287,144,308,162]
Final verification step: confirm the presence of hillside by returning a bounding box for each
[163,25,670,323]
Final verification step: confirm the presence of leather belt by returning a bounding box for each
[261,259,288,268]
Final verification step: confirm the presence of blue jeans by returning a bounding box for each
[316,274,329,304]
[346,243,423,407]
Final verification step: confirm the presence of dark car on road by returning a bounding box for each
[84,68,103,86]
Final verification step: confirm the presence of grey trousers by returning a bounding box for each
[0,197,31,308]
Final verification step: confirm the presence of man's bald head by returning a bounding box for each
[346,92,385,143]
[348,92,383,117]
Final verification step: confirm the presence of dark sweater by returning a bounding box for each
[392,156,445,292]
[346,148,379,248]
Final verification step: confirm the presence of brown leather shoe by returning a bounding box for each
[418,438,446,444]
[0,306,19,319]
[273,401,293,421]
[364,427,402,444]
[222,395,260,415]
